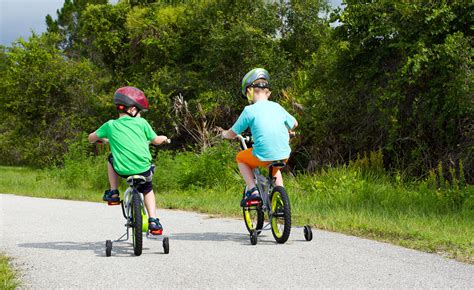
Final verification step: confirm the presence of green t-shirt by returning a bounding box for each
[96,116,157,175]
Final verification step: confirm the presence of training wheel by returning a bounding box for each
[303,225,313,241]
[163,237,169,254]
[105,240,112,257]
[250,230,258,245]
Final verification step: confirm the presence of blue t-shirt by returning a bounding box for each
[231,100,296,161]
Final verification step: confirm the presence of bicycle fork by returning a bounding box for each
[115,189,147,242]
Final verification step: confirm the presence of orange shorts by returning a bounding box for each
[236,149,287,175]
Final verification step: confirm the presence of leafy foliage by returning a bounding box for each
[1,1,472,183]
[0,33,109,166]
[298,1,473,181]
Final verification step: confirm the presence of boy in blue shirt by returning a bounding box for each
[221,68,298,206]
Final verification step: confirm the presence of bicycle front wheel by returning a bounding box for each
[270,186,291,243]
[131,191,143,256]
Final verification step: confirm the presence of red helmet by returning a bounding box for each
[113,86,149,111]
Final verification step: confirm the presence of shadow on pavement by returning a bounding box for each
[17,240,141,257]
[167,231,276,245]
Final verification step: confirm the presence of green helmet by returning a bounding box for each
[241,68,270,97]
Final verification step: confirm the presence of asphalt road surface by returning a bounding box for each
[1,194,473,288]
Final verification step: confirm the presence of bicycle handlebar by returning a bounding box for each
[236,134,251,150]
[236,132,296,144]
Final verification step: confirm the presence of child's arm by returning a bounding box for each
[284,108,298,130]
[88,132,100,143]
[88,132,109,144]
[151,135,169,145]
[290,119,298,130]
[222,129,237,139]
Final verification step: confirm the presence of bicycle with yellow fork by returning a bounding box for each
[236,134,313,245]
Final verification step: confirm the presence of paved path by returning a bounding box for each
[1,194,473,288]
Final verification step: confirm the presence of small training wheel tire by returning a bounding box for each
[250,230,258,245]
[304,225,313,241]
[163,237,169,254]
[106,240,112,257]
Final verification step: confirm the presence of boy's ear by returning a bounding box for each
[247,87,254,103]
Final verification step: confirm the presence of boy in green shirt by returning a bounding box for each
[88,86,169,234]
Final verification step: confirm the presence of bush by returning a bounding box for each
[154,141,240,190]
[51,134,109,191]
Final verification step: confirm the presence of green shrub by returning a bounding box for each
[154,141,239,190]
[51,134,109,191]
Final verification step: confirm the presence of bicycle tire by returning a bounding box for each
[270,186,291,243]
[105,240,112,257]
[131,191,143,256]
[242,188,264,233]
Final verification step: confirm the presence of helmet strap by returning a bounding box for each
[117,105,140,117]
[126,107,140,117]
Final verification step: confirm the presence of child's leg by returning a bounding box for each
[273,169,284,187]
[107,162,120,190]
[144,190,157,219]
[238,162,256,189]
[144,189,163,233]
[236,149,271,194]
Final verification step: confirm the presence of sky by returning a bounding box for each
[0,0,342,47]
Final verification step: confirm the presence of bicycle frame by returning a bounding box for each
[236,135,278,229]
[235,133,313,245]
[115,183,147,242]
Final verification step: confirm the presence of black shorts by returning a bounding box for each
[108,154,154,194]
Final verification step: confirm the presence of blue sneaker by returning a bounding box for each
[240,187,261,207]
[103,189,120,203]
[148,217,163,235]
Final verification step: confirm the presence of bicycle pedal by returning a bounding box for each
[107,201,121,206]
[246,200,261,207]
[149,229,163,236]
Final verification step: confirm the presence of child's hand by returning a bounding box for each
[220,129,237,140]
[151,135,170,145]
[289,131,296,138]
[160,135,171,145]
[213,126,227,139]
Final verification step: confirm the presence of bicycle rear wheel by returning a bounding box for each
[242,188,264,233]
[270,186,291,243]
[131,191,143,256]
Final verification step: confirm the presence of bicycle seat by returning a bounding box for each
[126,175,147,186]
[269,161,286,168]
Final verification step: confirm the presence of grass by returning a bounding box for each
[1,160,472,264]
[0,254,19,290]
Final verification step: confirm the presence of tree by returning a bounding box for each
[301,1,473,179]
[46,0,108,56]
[0,33,110,166]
